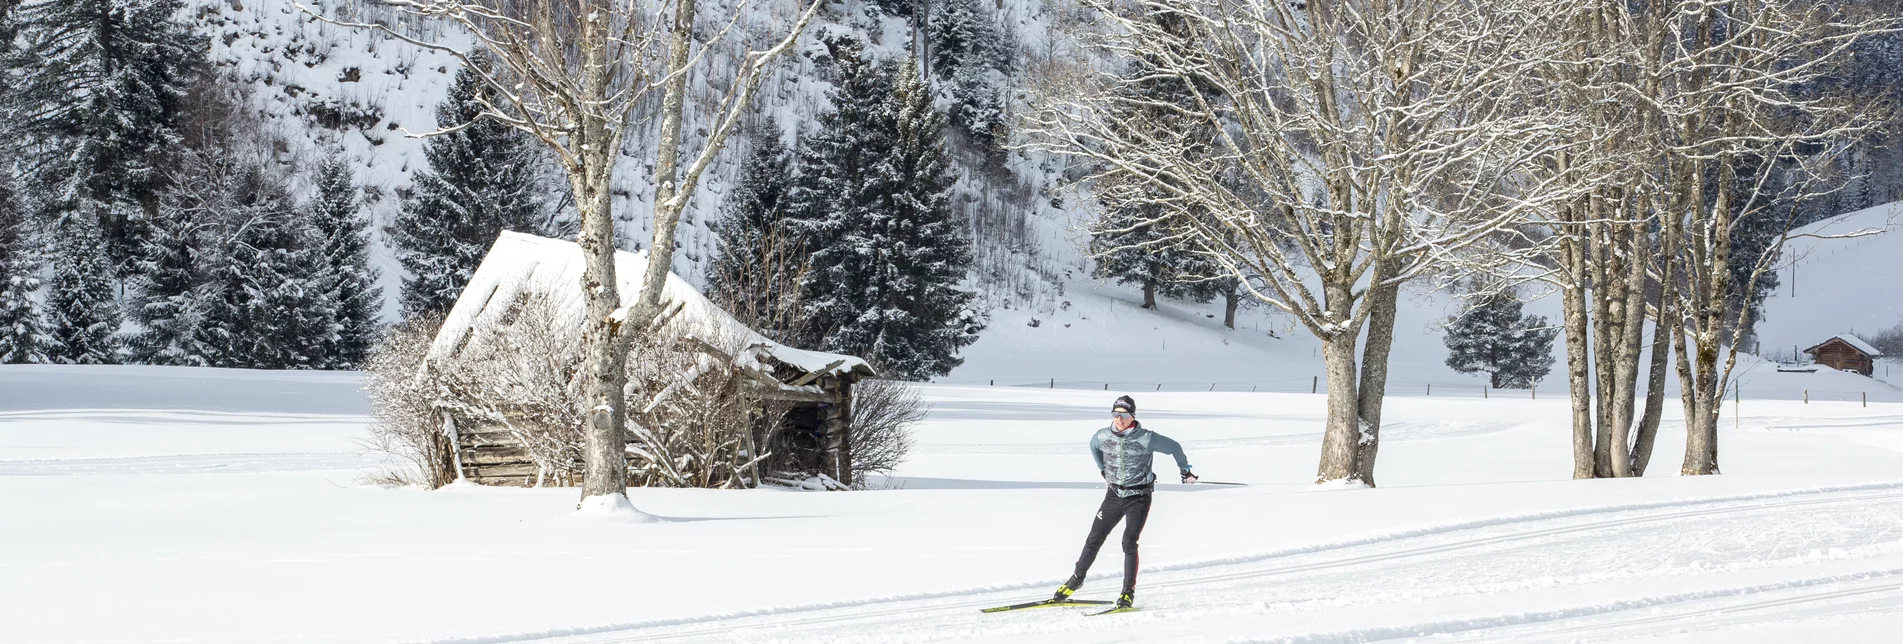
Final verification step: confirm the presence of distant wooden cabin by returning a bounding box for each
[1804,334,1883,377]
[425,232,875,488]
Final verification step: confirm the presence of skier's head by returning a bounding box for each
[1111,396,1137,430]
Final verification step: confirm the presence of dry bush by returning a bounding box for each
[433,291,591,485]
[360,315,457,488]
[625,331,780,489]
[849,378,926,482]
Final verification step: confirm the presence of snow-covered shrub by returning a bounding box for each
[848,378,926,482]
[361,315,457,488]
[624,330,780,489]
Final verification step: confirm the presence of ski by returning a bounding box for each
[1089,606,1138,616]
[980,599,1112,613]
[1196,481,1248,486]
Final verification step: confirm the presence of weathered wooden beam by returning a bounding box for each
[789,360,846,387]
[744,382,837,403]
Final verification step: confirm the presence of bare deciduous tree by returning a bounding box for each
[1023,0,1573,486]
[304,0,819,505]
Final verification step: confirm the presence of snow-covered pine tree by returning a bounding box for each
[927,0,1009,80]
[1088,55,1226,310]
[947,62,1005,149]
[310,158,381,368]
[128,169,205,365]
[392,65,551,319]
[12,0,205,277]
[0,170,49,363]
[705,118,804,342]
[789,55,983,380]
[1444,285,1558,389]
[234,201,335,371]
[44,214,120,363]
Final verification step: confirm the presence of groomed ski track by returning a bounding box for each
[437,483,1903,644]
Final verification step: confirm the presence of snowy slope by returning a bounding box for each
[8,365,1903,642]
[1757,201,1903,362]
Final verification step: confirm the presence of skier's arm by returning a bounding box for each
[1149,432,1192,472]
[1089,431,1108,477]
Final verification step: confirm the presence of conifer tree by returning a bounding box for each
[129,172,205,365]
[0,170,48,363]
[927,0,1008,80]
[310,158,381,368]
[13,0,206,276]
[392,65,550,319]
[789,55,982,379]
[1444,285,1557,389]
[44,215,120,364]
[1088,57,1225,310]
[705,118,803,341]
[235,205,334,370]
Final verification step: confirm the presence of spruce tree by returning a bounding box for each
[1089,57,1224,310]
[392,65,550,319]
[310,158,381,368]
[129,172,204,365]
[44,215,120,363]
[705,118,802,341]
[788,55,982,380]
[0,170,48,363]
[235,203,334,370]
[927,0,1008,80]
[13,0,206,276]
[1444,286,1557,389]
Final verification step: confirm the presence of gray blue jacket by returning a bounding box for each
[1091,422,1191,497]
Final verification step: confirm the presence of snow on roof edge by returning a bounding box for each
[1804,333,1884,357]
[426,232,874,379]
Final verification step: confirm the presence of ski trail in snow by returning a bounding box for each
[442,482,1903,644]
[0,452,369,475]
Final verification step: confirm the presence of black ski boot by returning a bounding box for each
[1052,575,1084,602]
[1115,590,1134,609]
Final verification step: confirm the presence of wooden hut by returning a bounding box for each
[1804,334,1882,377]
[425,232,875,487]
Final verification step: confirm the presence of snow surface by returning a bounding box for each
[8,365,1903,642]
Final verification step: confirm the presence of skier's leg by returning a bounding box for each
[1070,489,1127,585]
[1118,492,1154,595]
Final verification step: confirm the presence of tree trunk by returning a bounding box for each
[574,2,630,501]
[1223,288,1238,329]
[1559,222,1596,480]
[1632,281,1673,476]
[629,0,702,333]
[1316,327,1362,484]
[1142,280,1157,309]
[1607,218,1649,478]
[1352,277,1400,487]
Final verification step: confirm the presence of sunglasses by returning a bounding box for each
[1111,411,1134,419]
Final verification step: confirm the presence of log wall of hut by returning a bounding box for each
[448,377,856,488]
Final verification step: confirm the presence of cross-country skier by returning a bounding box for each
[1051,395,1196,611]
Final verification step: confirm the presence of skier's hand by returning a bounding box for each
[1181,469,1199,484]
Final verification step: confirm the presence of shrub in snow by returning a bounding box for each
[361,315,457,489]
[847,378,925,483]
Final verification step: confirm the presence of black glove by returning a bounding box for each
[1181,469,1199,484]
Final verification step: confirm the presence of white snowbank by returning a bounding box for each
[570,493,662,523]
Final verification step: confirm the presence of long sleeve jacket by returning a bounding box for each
[1090,422,1190,497]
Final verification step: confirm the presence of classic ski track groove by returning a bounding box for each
[517,485,1903,643]
[1451,575,1903,643]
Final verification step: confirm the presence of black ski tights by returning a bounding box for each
[1070,488,1153,593]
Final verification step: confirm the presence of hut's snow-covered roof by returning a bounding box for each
[427,232,873,379]
[1807,333,1884,358]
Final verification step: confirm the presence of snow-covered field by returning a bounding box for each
[7,365,1903,643]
